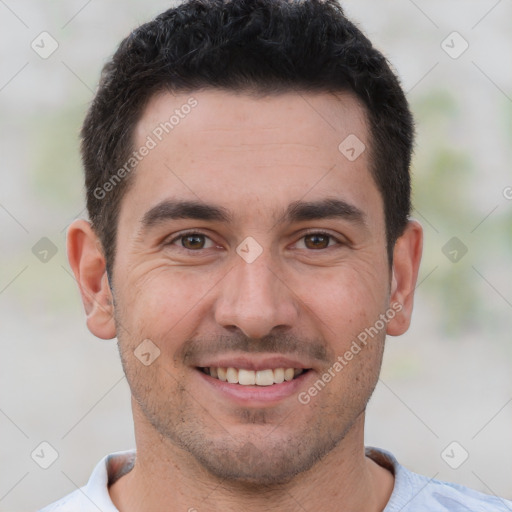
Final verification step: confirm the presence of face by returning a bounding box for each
[73,89,420,485]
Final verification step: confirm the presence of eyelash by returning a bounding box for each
[292,230,343,251]
[165,229,343,252]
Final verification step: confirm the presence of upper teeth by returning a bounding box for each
[205,367,304,386]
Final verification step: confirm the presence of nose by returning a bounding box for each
[213,250,299,340]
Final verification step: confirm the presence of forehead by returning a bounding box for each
[135,89,368,153]
[124,89,381,230]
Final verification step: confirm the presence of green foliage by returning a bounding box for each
[30,104,85,209]
[410,90,511,336]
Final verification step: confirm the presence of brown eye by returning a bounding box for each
[181,234,206,250]
[303,233,332,250]
[166,231,217,252]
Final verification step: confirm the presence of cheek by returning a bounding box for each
[300,262,390,342]
[115,265,218,347]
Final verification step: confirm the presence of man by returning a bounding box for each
[39,0,511,510]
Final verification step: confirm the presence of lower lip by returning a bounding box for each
[196,369,313,406]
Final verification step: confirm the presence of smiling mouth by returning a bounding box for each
[198,367,311,386]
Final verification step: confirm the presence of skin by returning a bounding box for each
[68,89,422,512]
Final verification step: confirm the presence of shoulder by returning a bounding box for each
[398,470,512,512]
[37,450,136,512]
[366,446,512,512]
[38,489,94,512]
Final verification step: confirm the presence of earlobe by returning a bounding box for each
[67,219,117,340]
[386,220,423,336]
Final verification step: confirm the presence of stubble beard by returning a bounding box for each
[114,312,384,487]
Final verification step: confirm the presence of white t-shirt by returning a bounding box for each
[38,447,512,511]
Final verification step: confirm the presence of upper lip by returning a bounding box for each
[194,355,313,372]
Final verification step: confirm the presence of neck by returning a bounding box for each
[109,410,394,512]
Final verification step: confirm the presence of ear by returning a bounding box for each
[386,220,423,336]
[67,219,116,340]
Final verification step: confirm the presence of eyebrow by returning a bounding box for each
[276,198,366,226]
[139,197,366,231]
[141,200,233,228]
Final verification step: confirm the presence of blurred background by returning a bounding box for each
[1,0,511,509]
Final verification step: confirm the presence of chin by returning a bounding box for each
[183,430,339,487]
